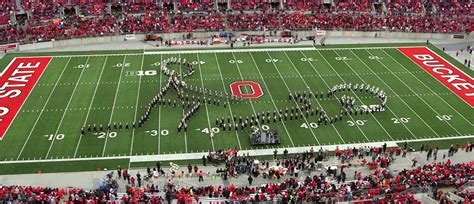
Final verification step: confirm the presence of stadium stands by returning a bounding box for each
[0,160,471,203]
[0,0,472,44]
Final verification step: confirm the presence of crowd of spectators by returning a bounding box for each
[0,141,472,203]
[0,0,472,44]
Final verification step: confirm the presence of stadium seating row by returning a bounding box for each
[0,161,471,203]
[0,0,471,44]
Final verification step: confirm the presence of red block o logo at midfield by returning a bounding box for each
[230,81,264,99]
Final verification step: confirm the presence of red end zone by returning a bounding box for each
[398,47,474,107]
[0,57,52,140]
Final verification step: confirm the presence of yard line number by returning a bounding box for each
[229,60,243,64]
[301,122,318,129]
[201,127,220,134]
[151,61,206,67]
[74,64,90,69]
[391,117,411,124]
[368,56,383,60]
[113,63,130,68]
[436,115,453,121]
[265,59,281,63]
[96,132,117,139]
[301,57,316,62]
[45,134,65,141]
[347,120,367,126]
[335,56,351,61]
[146,129,169,136]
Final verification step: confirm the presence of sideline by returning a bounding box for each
[1,135,473,164]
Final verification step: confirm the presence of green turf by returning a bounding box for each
[0,159,128,175]
[0,44,472,174]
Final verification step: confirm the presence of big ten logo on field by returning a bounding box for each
[230,81,264,99]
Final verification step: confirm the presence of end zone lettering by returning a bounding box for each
[398,47,474,107]
[0,57,52,140]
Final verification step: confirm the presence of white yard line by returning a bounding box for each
[196,53,214,152]
[16,57,72,160]
[332,50,395,140]
[101,56,127,157]
[5,134,473,164]
[48,46,426,58]
[45,57,91,159]
[230,52,262,130]
[300,50,377,143]
[214,53,242,150]
[375,50,463,135]
[348,50,420,139]
[129,53,145,158]
[382,48,473,126]
[247,52,295,147]
[74,56,109,157]
[178,54,189,153]
[157,54,163,154]
[264,51,321,145]
[314,50,371,142]
[334,50,396,140]
[318,50,441,139]
[283,51,346,143]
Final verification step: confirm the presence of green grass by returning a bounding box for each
[0,159,128,175]
[0,44,472,174]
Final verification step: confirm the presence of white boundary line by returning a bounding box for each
[74,56,108,157]
[0,57,17,77]
[377,49,464,135]
[16,57,70,159]
[0,57,54,141]
[4,135,473,164]
[360,49,441,137]
[425,47,473,80]
[45,57,91,159]
[346,49,417,139]
[404,49,473,123]
[396,48,474,109]
[47,46,427,58]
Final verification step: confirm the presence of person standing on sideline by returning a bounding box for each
[117,167,122,179]
[156,161,161,172]
[248,175,253,185]
[273,149,278,159]
[187,164,192,174]
[122,169,128,181]
[136,172,142,187]
[194,164,198,175]
[202,155,207,166]
[198,171,204,182]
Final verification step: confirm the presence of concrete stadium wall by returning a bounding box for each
[20,31,472,51]
[19,41,53,51]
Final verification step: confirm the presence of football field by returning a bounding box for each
[0,44,472,167]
